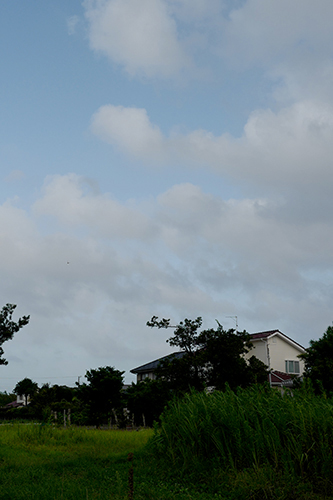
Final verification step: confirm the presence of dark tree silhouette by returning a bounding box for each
[300,325,333,394]
[14,378,38,405]
[0,304,30,365]
[148,316,268,392]
[76,366,124,426]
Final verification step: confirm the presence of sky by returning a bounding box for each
[1,0,333,392]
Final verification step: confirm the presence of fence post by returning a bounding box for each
[128,453,134,500]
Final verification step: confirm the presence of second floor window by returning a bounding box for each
[285,360,300,374]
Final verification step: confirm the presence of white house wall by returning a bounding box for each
[245,335,304,375]
[268,336,304,374]
[245,340,268,366]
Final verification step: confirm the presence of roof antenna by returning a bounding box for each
[226,315,238,331]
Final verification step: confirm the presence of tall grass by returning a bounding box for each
[150,384,333,486]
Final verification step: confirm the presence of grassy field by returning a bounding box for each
[2,386,333,500]
[0,424,216,500]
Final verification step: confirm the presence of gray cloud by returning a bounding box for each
[1,174,333,393]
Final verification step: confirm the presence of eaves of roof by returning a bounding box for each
[130,351,186,374]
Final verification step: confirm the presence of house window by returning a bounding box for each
[285,360,300,374]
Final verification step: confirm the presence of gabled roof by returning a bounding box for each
[250,330,280,340]
[250,330,305,351]
[130,351,186,374]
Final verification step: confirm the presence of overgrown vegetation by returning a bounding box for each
[2,386,333,499]
[4,319,333,497]
[150,384,333,498]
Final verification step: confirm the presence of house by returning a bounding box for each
[131,352,186,382]
[15,394,30,406]
[244,330,305,384]
[131,329,305,388]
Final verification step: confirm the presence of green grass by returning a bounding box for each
[2,386,333,500]
[0,424,216,500]
[0,425,151,500]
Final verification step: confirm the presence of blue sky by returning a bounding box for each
[1,0,333,391]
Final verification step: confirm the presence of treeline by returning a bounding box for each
[1,316,333,428]
[0,316,271,426]
[0,367,172,427]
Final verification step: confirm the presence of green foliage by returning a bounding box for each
[197,323,268,389]
[0,422,332,499]
[14,377,38,405]
[30,383,76,421]
[76,366,125,426]
[148,316,268,392]
[0,391,15,407]
[300,325,333,395]
[150,385,333,490]
[0,303,29,365]
[0,426,155,500]
[125,379,172,427]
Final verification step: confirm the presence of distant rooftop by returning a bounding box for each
[130,351,186,374]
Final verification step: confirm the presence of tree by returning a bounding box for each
[299,325,333,394]
[125,378,172,427]
[0,391,15,407]
[76,366,124,426]
[147,316,268,392]
[14,378,38,405]
[30,384,76,421]
[148,316,207,391]
[0,304,30,365]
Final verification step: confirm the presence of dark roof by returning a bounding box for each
[250,330,305,350]
[130,351,186,374]
[250,330,280,340]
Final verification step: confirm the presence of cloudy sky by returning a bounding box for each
[1,0,333,392]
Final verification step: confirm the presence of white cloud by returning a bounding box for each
[91,105,166,162]
[92,100,333,200]
[33,173,154,240]
[83,0,191,78]
[2,175,333,390]
[223,0,333,66]
[217,0,333,109]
